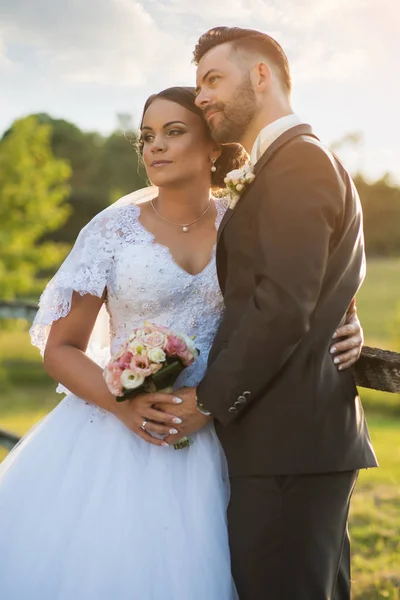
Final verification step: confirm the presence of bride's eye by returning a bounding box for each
[167,129,184,137]
[142,133,155,143]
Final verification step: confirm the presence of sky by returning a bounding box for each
[1,0,399,182]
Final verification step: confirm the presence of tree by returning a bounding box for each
[29,114,147,244]
[354,174,400,256]
[31,114,106,243]
[0,116,71,299]
[93,129,148,205]
[330,133,400,257]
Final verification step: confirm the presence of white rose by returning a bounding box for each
[148,347,166,363]
[178,333,198,359]
[229,194,240,209]
[129,328,152,343]
[120,370,145,390]
[235,183,244,192]
[226,168,243,181]
[128,341,145,355]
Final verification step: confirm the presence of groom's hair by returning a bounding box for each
[193,27,291,95]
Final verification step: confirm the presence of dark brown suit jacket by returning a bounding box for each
[197,124,378,477]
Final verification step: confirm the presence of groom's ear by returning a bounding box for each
[251,62,272,93]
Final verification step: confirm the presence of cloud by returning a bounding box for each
[292,43,366,83]
[0,0,397,89]
[145,0,395,87]
[0,0,194,87]
[0,32,14,70]
[0,0,399,182]
[151,0,254,21]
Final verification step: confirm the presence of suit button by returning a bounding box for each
[228,407,237,413]
[237,395,246,403]
[243,391,251,397]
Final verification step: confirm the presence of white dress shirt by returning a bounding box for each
[250,114,304,164]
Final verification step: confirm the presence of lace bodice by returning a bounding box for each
[31,198,226,389]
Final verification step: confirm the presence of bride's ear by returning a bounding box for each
[210,146,222,165]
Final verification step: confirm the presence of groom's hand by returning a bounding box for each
[158,387,212,446]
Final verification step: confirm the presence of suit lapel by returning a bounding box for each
[217,124,319,243]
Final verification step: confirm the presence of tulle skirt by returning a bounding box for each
[0,394,237,599]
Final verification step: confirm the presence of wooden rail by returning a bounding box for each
[0,428,20,451]
[0,300,39,323]
[353,346,400,393]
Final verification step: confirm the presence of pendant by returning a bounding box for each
[182,226,189,233]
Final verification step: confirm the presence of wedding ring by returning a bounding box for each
[141,420,148,432]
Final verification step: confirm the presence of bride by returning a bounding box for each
[0,87,363,599]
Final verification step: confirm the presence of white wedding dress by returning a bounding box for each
[0,192,238,599]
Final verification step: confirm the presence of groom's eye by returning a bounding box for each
[209,76,220,85]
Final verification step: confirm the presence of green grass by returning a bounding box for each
[0,323,58,410]
[350,418,400,599]
[357,258,400,349]
[356,257,400,420]
[0,409,49,462]
[0,257,399,599]
[0,327,60,462]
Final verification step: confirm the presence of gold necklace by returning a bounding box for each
[150,198,213,233]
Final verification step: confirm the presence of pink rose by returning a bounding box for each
[137,331,167,348]
[104,367,124,396]
[107,360,122,372]
[180,349,195,367]
[164,334,187,357]
[117,351,133,370]
[130,354,152,377]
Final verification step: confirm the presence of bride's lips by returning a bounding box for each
[150,160,173,167]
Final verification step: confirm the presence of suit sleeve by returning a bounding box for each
[196,141,343,425]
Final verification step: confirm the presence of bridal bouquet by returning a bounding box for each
[103,322,198,449]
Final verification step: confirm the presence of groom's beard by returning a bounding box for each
[206,76,257,144]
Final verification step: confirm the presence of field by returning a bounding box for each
[0,257,399,598]
[357,258,400,348]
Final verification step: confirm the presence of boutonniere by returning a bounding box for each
[224,163,255,210]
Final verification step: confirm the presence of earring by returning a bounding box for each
[211,158,217,172]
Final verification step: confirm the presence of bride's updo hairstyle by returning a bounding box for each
[138,86,249,191]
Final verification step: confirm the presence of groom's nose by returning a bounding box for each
[195,89,210,110]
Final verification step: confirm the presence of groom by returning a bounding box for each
[163,27,378,599]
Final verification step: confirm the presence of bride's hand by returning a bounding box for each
[113,392,183,447]
[329,298,364,371]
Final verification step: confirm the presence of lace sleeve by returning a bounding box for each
[29,211,117,356]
